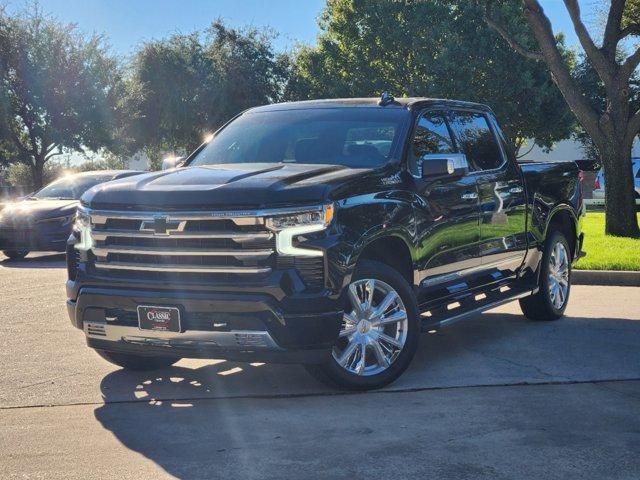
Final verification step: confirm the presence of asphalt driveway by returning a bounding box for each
[1,253,639,479]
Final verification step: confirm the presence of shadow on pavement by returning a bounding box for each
[93,361,325,479]
[0,252,65,268]
[92,311,640,479]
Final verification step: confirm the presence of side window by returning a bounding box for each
[409,112,455,176]
[449,111,504,171]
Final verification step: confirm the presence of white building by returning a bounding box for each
[125,150,151,170]
[518,137,640,162]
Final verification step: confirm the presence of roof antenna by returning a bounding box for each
[378,91,396,106]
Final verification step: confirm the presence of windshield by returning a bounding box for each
[32,174,115,200]
[189,108,409,169]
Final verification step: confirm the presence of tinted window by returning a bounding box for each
[408,113,455,175]
[449,111,503,171]
[190,108,409,169]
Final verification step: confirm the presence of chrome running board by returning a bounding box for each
[421,286,536,331]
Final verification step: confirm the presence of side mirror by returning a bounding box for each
[161,156,185,170]
[421,153,469,179]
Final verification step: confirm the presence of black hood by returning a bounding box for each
[0,199,78,222]
[82,163,380,210]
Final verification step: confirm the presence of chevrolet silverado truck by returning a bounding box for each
[66,95,584,390]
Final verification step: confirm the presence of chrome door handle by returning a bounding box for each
[509,186,524,194]
[461,192,478,200]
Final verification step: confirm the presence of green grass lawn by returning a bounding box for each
[575,213,640,271]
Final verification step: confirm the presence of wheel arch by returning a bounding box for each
[544,205,578,258]
[355,234,414,287]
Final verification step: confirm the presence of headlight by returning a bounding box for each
[266,204,334,231]
[266,204,334,257]
[74,208,93,251]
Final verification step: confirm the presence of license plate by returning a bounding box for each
[137,305,181,332]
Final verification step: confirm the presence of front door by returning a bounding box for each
[408,111,481,292]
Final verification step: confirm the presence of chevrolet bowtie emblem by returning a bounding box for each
[140,216,185,236]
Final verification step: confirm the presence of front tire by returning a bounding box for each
[520,230,571,321]
[3,250,29,260]
[305,260,419,391]
[96,350,180,371]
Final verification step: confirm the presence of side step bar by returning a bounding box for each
[420,285,536,332]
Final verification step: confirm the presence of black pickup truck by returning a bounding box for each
[66,96,584,390]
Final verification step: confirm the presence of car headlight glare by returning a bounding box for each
[37,214,74,226]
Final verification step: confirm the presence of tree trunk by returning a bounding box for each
[30,159,45,190]
[600,136,640,237]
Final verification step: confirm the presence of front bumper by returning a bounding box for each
[67,282,343,364]
[0,223,70,252]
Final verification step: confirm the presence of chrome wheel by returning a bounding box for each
[332,278,408,376]
[548,241,569,309]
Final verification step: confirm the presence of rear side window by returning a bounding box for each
[408,113,455,175]
[449,111,503,171]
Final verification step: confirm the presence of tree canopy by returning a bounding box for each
[132,21,288,158]
[285,0,575,152]
[0,6,130,187]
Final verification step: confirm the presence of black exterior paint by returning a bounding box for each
[67,98,584,362]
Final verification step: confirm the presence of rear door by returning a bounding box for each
[409,110,481,289]
[449,110,527,277]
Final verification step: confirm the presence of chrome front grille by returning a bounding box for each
[88,210,275,277]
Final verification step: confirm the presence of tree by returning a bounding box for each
[3,161,63,188]
[573,54,640,163]
[0,5,131,188]
[132,21,288,158]
[132,32,213,155]
[484,0,640,237]
[206,22,289,127]
[285,0,575,152]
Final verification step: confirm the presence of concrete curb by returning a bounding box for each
[573,269,640,286]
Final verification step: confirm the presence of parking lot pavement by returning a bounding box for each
[1,254,639,479]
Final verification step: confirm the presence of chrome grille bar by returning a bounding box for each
[94,262,272,274]
[91,213,263,226]
[92,246,273,258]
[91,230,273,241]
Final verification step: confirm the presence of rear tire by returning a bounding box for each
[305,260,419,391]
[520,230,571,321]
[96,350,180,371]
[3,250,28,260]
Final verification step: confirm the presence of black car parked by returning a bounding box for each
[0,170,144,260]
[66,96,584,390]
